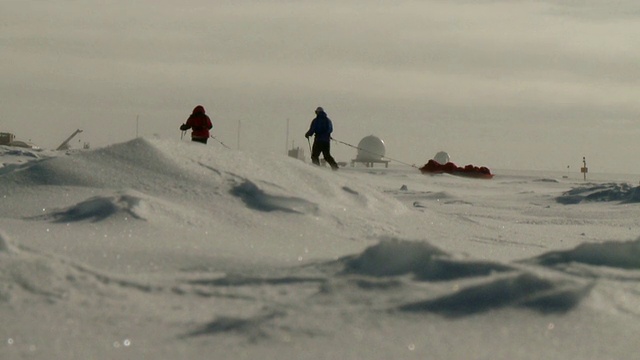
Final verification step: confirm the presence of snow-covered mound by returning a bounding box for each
[0,145,55,176]
[1,138,405,217]
[335,239,592,317]
[341,238,514,281]
[0,138,408,270]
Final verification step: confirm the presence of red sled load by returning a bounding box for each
[419,159,493,179]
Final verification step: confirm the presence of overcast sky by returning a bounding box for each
[2,0,640,173]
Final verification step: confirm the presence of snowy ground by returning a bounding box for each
[1,139,639,359]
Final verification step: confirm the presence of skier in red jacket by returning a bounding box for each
[180,105,213,144]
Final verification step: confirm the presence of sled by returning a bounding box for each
[419,160,493,179]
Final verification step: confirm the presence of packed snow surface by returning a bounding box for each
[1,138,639,359]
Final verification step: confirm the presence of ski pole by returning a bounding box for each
[210,135,231,149]
[332,138,417,168]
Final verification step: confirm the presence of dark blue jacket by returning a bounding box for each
[305,112,333,142]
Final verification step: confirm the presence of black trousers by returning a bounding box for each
[192,137,208,144]
[311,140,338,169]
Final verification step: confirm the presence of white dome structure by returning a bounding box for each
[433,151,450,165]
[356,135,386,162]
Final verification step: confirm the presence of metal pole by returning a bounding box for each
[237,120,241,150]
[286,118,289,155]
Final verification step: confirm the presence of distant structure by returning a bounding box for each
[0,132,40,150]
[288,144,305,161]
[0,132,15,145]
[433,151,450,165]
[581,157,588,181]
[351,135,389,168]
[56,129,83,151]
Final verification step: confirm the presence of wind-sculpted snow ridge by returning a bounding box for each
[28,192,148,223]
[341,238,514,281]
[0,146,46,173]
[524,238,640,270]
[0,138,186,189]
[173,238,599,335]
[0,146,40,159]
[0,237,621,345]
[0,238,311,345]
[556,182,640,204]
[230,180,319,214]
[398,273,593,317]
[185,310,288,341]
[533,178,560,183]
[334,239,594,317]
[0,240,162,306]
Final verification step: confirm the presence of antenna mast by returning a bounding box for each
[56,129,83,151]
[237,120,241,150]
[286,118,290,154]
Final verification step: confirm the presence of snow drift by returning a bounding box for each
[1,137,640,359]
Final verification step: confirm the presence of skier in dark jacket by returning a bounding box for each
[305,106,339,170]
[180,105,213,144]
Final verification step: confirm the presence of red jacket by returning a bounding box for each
[183,105,213,139]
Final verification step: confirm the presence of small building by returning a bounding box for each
[288,146,305,161]
[0,132,15,145]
